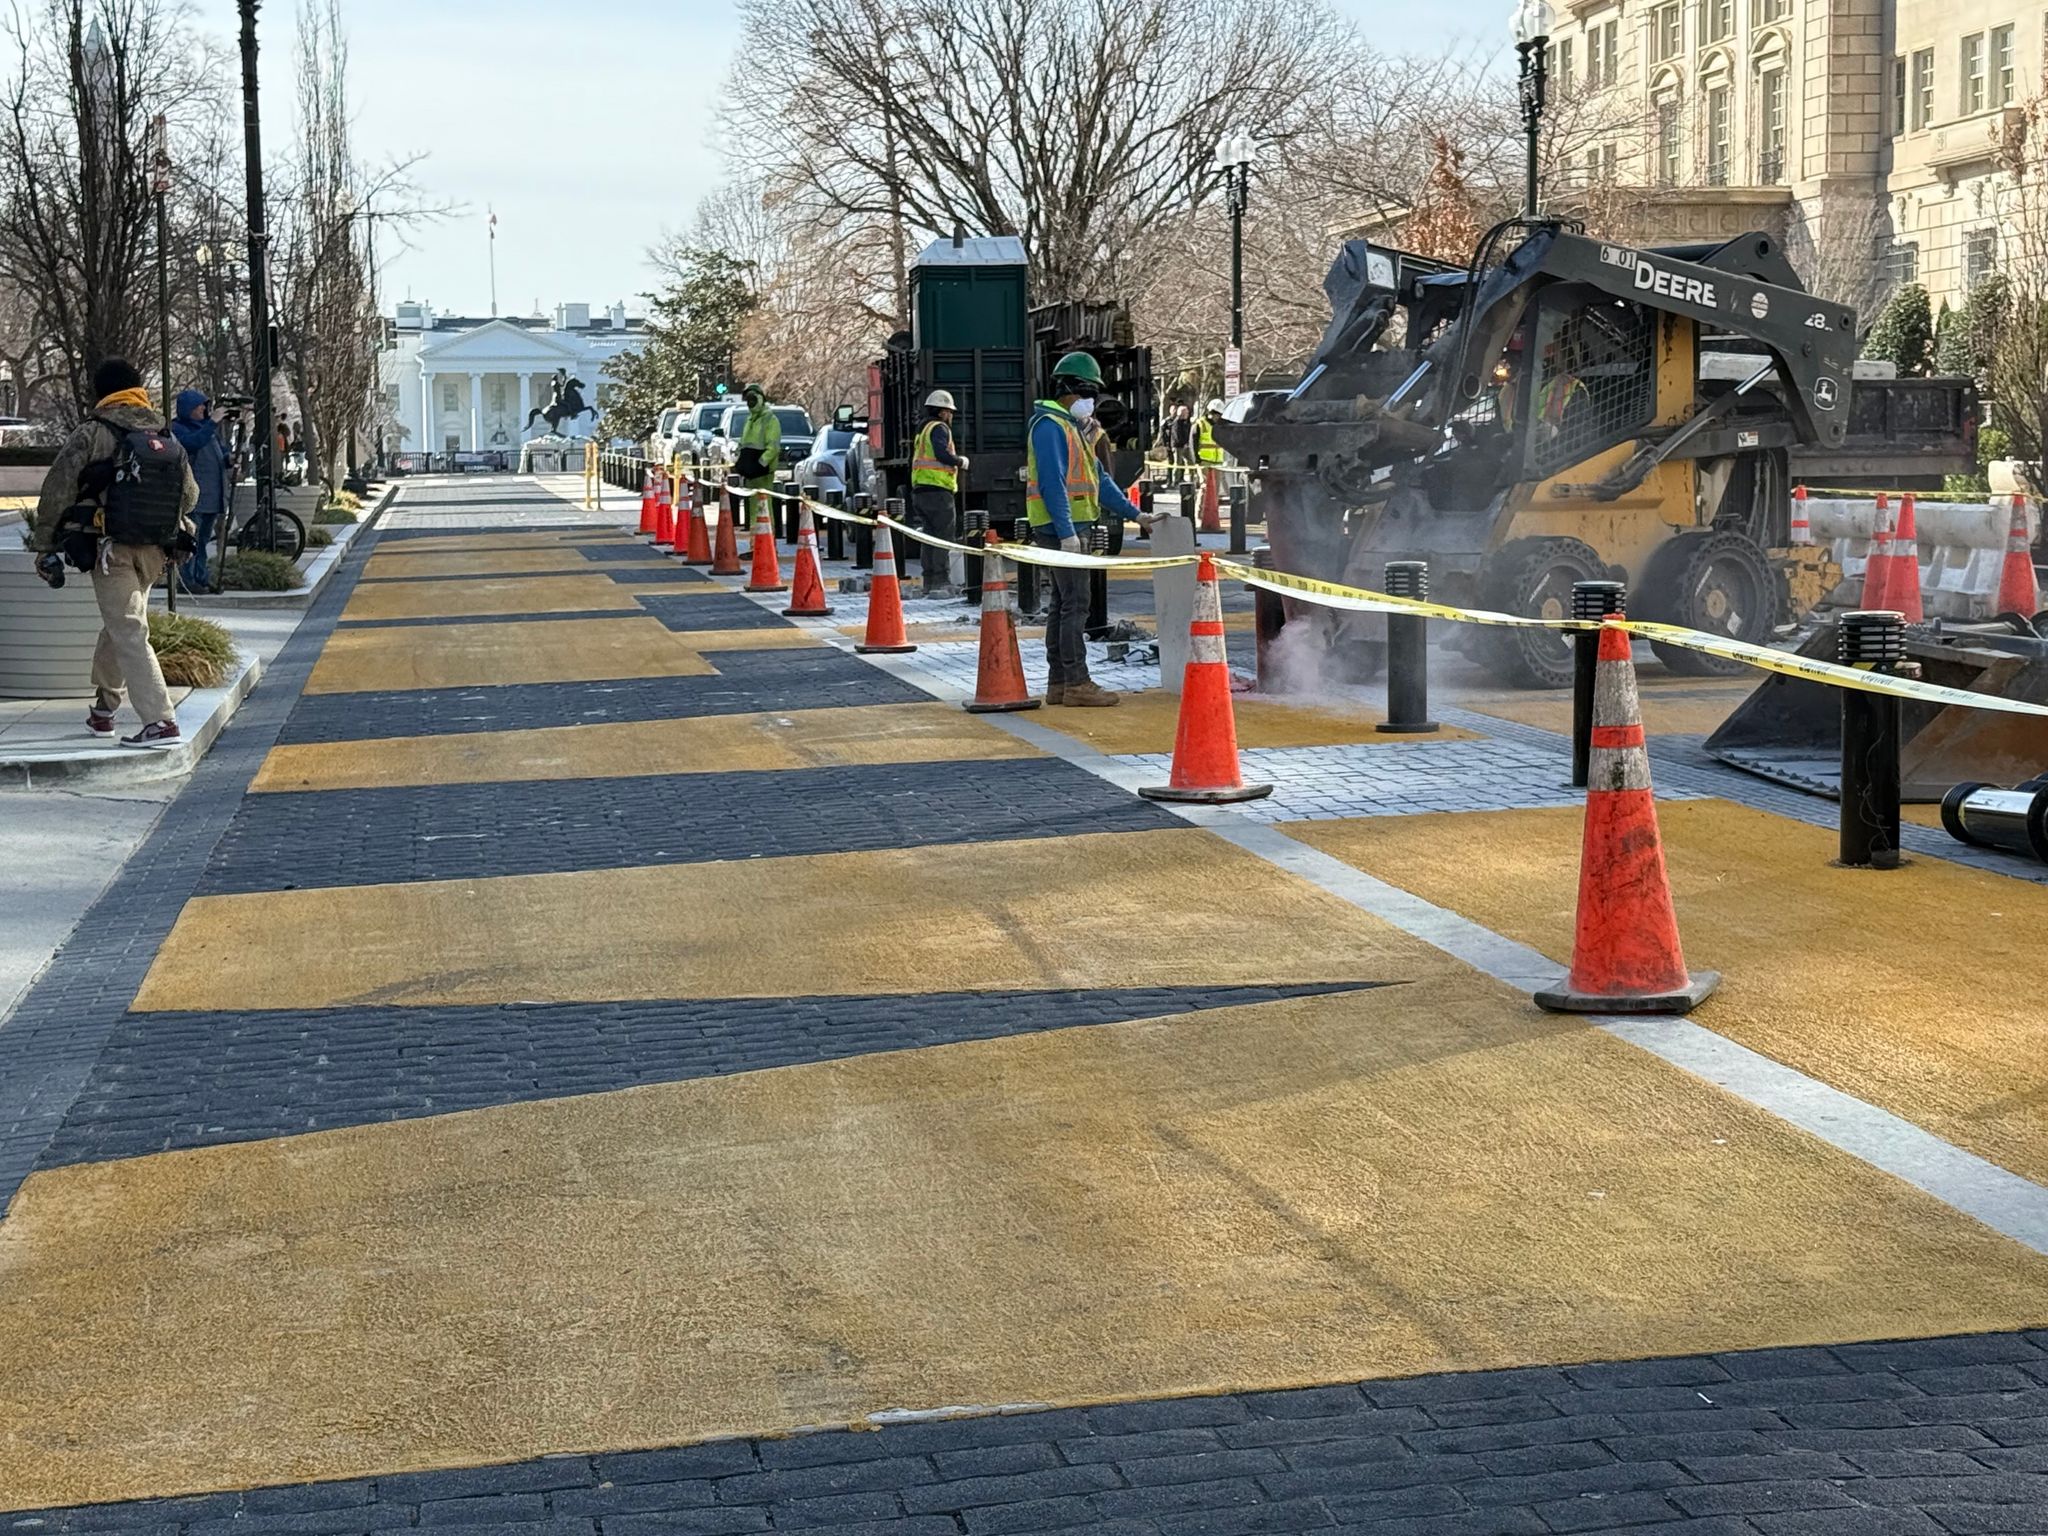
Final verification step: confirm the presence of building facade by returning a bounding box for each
[377,301,646,459]
[1373,0,2041,317]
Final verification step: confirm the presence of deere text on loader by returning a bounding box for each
[1217,219,1857,687]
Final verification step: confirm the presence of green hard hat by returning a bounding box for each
[1050,351,1103,388]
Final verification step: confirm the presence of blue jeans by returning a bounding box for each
[182,511,219,589]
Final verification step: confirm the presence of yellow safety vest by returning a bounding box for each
[1195,417,1223,465]
[1025,404,1100,527]
[911,418,957,491]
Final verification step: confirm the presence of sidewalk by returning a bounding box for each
[2,474,2045,1532]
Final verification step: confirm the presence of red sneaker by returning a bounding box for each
[86,710,115,738]
[120,719,181,750]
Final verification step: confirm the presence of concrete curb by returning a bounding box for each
[176,482,394,611]
[0,643,265,790]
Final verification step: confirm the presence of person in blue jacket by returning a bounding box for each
[171,388,230,591]
[1026,350,1138,707]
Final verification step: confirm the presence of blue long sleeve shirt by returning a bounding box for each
[1029,405,1138,539]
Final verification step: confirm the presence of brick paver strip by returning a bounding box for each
[13,1336,2048,1531]
[636,592,804,631]
[273,650,928,743]
[192,757,1185,893]
[603,564,718,584]
[42,984,1373,1166]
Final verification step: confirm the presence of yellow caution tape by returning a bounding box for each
[665,467,2048,719]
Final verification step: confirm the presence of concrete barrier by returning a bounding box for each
[1809,496,2039,619]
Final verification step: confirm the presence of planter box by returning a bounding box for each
[0,546,100,699]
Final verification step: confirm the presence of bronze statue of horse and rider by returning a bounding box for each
[525,369,599,437]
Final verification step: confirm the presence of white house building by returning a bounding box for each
[378,300,646,460]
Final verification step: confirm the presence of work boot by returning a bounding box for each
[1044,682,1066,706]
[1060,680,1119,708]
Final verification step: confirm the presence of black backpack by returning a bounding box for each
[89,417,187,546]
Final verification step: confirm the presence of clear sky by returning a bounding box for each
[249,0,1506,317]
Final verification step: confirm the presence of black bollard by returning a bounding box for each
[1085,520,1111,638]
[1228,479,1248,556]
[853,492,875,570]
[1839,609,1906,869]
[1011,519,1042,616]
[963,508,989,605]
[824,488,846,561]
[883,498,907,583]
[1570,580,1628,789]
[1251,546,1285,692]
[1376,561,1437,734]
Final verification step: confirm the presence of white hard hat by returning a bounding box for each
[1207,398,1224,412]
[926,389,957,410]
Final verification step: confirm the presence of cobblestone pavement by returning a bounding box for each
[4,477,2046,1532]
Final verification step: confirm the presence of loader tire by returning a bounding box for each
[1640,530,1775,677]
[1475,536,1606,689]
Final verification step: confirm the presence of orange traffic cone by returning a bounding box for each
[1863,492,1897,610]
[744,490,786,593]
[1199,468,1221,532]
[1140,552,1272,804]
[783,501,833,616]
[682,475,713,565]
[856,519,917,654]
[1790,483,1812,546]
[1997,498,2041,615]
[664,471,683,544]
[668,475,692,555]
[962,547,1039,713]
[637,467,656,535]
[711,484,744,576]
[1892,492,1924,622]
[1535,621,1718,1014]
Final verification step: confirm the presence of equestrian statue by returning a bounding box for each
[525,368,599,437]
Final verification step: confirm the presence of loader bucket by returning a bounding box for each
[1703,622,2048,801]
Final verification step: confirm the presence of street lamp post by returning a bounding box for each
[1212,132,1256,395]
[150,113,175,611]
[1513,0,1555,219]
[238,0,276,552]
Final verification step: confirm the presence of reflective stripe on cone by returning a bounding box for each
[1140,552,1271,804]
[711,485,744,576]
[1535,621,1718,1014]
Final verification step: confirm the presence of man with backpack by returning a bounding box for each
[29,358,198,749]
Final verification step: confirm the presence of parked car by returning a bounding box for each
[682,399,734,462]
[646,401,696,463]
[705,402,816,472]
[793,405,876,502]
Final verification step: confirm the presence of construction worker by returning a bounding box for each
[1195,399,1225,469]
[733,383,781,502]
[1158,403,1195,486]
[910,389,968,595]
[1027,350,1139,707]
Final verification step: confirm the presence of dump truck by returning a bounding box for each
[1217,220,1957,687]
[872,233,1155,531]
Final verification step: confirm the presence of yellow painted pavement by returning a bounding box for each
[134,830,1450,1012]
[252,703,1042,792]
[5,982,2047,1507]
[362,549,606,579]
[307,617,719,693]
[1031,689,1480,755]
[341,575,640,623]
[1285,799,2048,1187]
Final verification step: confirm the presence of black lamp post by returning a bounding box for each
[1212,132,1255,395]
[1514,0,1555,218]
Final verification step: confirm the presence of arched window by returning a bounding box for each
[1752,30,1792,183]
[1699,52,1734,185]
[1652,68,1686,187]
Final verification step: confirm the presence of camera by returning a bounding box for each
[34,551,65,588]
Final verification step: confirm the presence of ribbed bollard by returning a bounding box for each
[963,508,988,605]
[853,491,875,570]
[1086,518,1112,637]
[1377,561,1437,735]
[1251,546,1285,693]
[1570,580,1627,788]
[1839,609,1906,869]
[1228,479,1248,555]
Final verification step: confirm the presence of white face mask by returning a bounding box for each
[1069,397,1096,420]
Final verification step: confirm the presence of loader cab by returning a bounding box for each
[1512,287,1664,485]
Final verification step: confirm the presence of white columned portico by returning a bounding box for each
[421,370,436,457]
[468,372,483,451]
[517,373,531,438]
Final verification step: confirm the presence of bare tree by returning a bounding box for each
[1986,72,2048,490]
[0,0,219,414]
[726,0,1344,311]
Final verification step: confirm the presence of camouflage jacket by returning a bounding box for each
[28,402,199,553]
